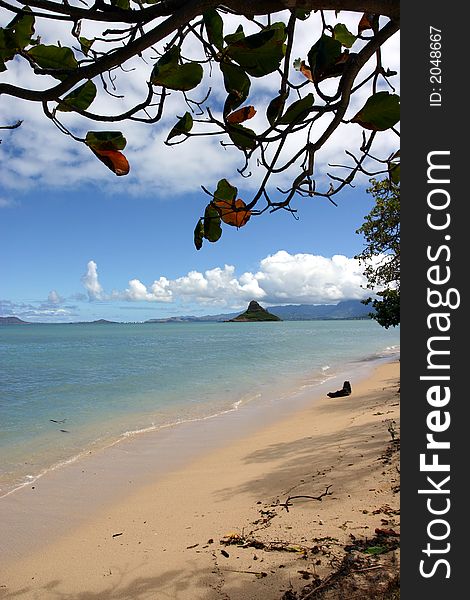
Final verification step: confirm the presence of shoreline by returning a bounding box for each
[0,359,400,599]
[0,346,397,501]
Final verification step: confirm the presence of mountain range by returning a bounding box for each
[145,300,372,323]
[1,300,372,325]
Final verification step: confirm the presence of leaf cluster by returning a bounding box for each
[0,1,400,247]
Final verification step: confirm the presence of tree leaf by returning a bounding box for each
[227,123,257,150]
[194,218,204,250]
[266,94,285,126]
[79,37,95,56]
[85,131,127,151]
[214,178,237,203]
[295,10,311,20]
[333,24,356,48]
[89,148,130,176]
[151,46,203,91]
[214,198,251,228]
[351,92,400,131]
[278,93,314,125]
[0,31,15,71]
[166,112,193,142]
[226,105,256,124]
[358,13,378,35]
[224,25,245,45]
[8,9,35,48]
[203,204,222,242]
[28,44,78,79]
[225,23,286,77]
[57,80,97,112]
[220,61,251,115]
[203,9,224,50]
[85,131,129,176]
[293,58,313,82]
[307,34,342,82]
[0,9,35,70]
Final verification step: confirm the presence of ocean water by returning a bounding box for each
[0,320,399,497]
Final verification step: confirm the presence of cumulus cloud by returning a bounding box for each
[81,260,104,301]
[83,251,378,309]
[254,251,367,304]
[47,290,63,305]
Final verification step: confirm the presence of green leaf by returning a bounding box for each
[85,131,127,151]
[203,204,222,243]
[203,9,224,51]
[9,9,35,48]
[166,112,193,142]
[225,23,286,77]
[333,24,356,48]
[214,178,237,202]
[307,34,342,81]
[151,46,203,91]
[266,94,286,126]
[224,25,245,45]
[0,9,35,70]
[227,123,257,151]
[220,61,251,115]
[278,93,314,125]
[351,92,400,131]
[28,44,78,79]
[194,218,204,250]
[295,10,311,20]
[0,31,14,71]
[57,81,97,112]
[79,37,95,56]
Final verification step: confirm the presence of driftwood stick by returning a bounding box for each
[280,485,333,512]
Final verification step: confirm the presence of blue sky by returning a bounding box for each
[1,180,376,322]
[0,10,399,322]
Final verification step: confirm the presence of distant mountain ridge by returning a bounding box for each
[228,301,282,322]
[1,300,372,325]
[0,316,30,325]
[146,300,371,323]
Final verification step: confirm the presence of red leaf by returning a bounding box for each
[226,106,257,124]
[214,198,251,227]
[299,60,313,82]
[358,13,376,34]
[90,148,130,176]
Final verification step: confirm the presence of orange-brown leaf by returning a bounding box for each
[226,106,257,124]
[299,61,313,82]
[91,148,130,176]
[214,198,251,228]
[358,13,375,34]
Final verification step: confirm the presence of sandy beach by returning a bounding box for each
[0,360,400,600]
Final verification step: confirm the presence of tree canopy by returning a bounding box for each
[355,177,400,328]
[0,1,400,248]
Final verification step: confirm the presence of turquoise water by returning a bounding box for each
[0,320,399,496]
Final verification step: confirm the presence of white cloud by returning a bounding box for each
[0,299,78,322]
[253,251,367,304]
[81,260,104,301]
[81,251,379,309]
[47,290,63,305]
